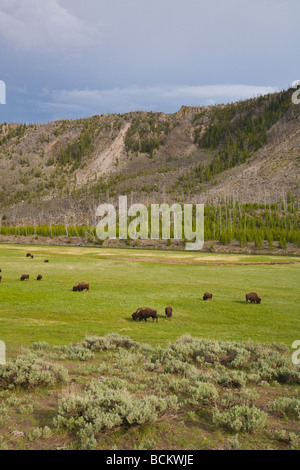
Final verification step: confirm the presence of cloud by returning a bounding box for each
[0,0,96,51]
[34,84,280,118]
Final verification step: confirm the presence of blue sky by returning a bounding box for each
[0,0,299,123]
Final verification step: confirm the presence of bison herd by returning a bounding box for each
[0,251,263,324]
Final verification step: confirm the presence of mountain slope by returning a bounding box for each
[0,89,299,224]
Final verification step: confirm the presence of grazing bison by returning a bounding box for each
[26,253,31,258]
[20,274,29,281]
[203,292,213,301]
[31,255,34,259]
[37,274,43,281]
[165,305,172,318]
[246,292,261,304]
[132,307,158,323]
[73,282,90,292]
[44,260,49,263]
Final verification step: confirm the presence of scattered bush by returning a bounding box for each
[227,434,241,450]
[27,426,53,442]
[0,437,8,450]
[0,357,69,390]
[54,380,178,446]
[82,334,141,352]
[269,398,300,420]
[213,406,267,433]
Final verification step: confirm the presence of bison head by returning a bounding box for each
[257,297,261,304]
[73,286,79,291]
[132,312,139,321]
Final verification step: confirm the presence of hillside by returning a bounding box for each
[0,89,299,225]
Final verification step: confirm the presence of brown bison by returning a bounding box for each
[203,292,213,301]
[37,274,43,281]
[26,253,31,258]
[20,274,30,281]
[165,305,172,318]
[44,260,49,263]
[246,292,261,304]
[73,282,90,292]
[31,255,34,259]
[132,307,158,323]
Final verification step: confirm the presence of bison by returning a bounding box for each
[37,274,43,281]
[73,282,90,292]
[31,255,34,259]
[0,275,2,283]
[203,292,213,301]
[132,307,158,323]
[165,305,172,318]
[26,253,31,258]
[20,274,29,281]
[44,260,49,263]
[246,292,261,304]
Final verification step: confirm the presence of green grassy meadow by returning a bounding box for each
[0,244,299,356]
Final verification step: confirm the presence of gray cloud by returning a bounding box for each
[0,0,97,51]
[0,0,299,122]
[34,84,279,118]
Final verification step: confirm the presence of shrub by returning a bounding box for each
[185,383,218,407]
[217,371,247,389]
[66,345,95,362]
[27,428,43,442]
[82,334,141,352]
[0,437,8,450]
[0,357,69,389]
[227,434,241,450]
[163,359,200,379]
[289,433,300,450]
[27,427,52,442]
[269,398,300,420]
[221,389,258,407]
[0,405,9,427]
[4,394,26,408]
[273,430,288,442]
[54,380,178,445]
[30,342,51,351]
[213,406,267,433]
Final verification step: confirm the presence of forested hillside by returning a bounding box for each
[0,89,299,248]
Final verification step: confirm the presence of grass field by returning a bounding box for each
[0,244,299,356]
[0,244,300,450]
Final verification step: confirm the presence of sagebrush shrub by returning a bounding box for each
[269,398,300,420]
[54,380,178,444]
[0,357,69,389]
[213,406,267,433]
[217,371,247,389]
[66,345,95,362]
[0,405,9,427]
[0,437,8,451]
[82,334,141,352]
[221,388,258,407]
[227,434,241,450]
[185,382,218,406]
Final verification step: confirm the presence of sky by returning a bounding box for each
[0,0,299,123]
